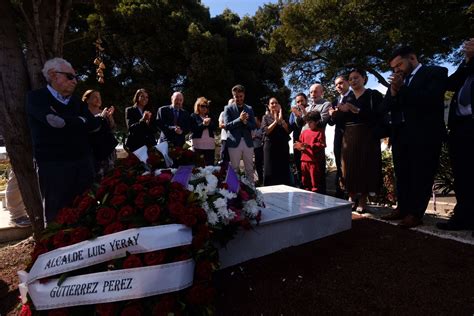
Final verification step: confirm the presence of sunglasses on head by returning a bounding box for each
[55,71,80,81]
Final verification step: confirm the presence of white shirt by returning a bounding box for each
[47,85,71,105]
[406,63,422,86]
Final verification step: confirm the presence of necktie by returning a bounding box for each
[404,74,413,86]
[173,109,179,125]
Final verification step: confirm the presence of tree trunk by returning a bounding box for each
[0,0,45,236]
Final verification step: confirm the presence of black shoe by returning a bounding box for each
[436,220,472,231]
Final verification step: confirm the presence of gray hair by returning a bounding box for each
[42,58,72,82]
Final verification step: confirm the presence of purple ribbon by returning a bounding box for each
[171,165,193,187]
[225,165,240,193]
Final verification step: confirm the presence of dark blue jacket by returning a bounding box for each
[26,87,100,162]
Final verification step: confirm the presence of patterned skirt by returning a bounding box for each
[341,124,381,194]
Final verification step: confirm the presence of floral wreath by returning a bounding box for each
[19,147,264,316]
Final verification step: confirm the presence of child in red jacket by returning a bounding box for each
[294,111,326,192]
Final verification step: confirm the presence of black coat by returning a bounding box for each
[383,65,448,144]
[124,105,158,151]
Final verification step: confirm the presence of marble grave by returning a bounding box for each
[219,185,352,268]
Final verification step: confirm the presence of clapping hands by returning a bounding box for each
[240,111,249,124]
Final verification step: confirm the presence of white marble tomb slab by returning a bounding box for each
[219,185,352,269]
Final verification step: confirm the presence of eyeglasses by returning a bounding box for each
[55,71,80,81]
[199,105,209,109]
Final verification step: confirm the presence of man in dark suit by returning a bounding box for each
[328,75,353,198]
[27,57,101,224]
[436,39,474,232]
[156,91,191,148]
[224,84,256,182]
[382,46,448,228]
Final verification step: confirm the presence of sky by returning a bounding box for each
[201,0,275,17]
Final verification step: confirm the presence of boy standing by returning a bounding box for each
[294,111,326,193]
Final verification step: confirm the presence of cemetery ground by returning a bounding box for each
[0,171,473,315]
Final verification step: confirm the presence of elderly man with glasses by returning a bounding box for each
[26,57,101,225]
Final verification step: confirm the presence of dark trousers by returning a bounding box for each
[220,140,230,163]
[254,146,264,183]
[448,119,474,226]
[38,156,95,224]
[333,127,344,197]
[293,149,302,186]
[392,133,441,218]
[195,148,215,166]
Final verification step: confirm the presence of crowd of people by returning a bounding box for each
[5,40,472,236]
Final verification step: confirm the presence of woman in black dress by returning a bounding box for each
[331,69,384,211]
[124,89,158,151]
[261,97,291,186]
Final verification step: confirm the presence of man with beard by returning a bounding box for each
[382,46,448,228]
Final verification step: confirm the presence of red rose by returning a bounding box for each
[147,153,162,167]
[152,295,176,316]
[118,206,136,219]
[191,207,207,222]
[131,183,144,192]
[96,207,116,226]
[134,193,146,209]
[111,194,127,205]
[144,205,161,223]
[136,174,152,183]
[143,250,166,266]
[31,243,49,262]
[19,304,32,316]
[52,230,71,248]
[120,304,142,316]
[123,254,142,269]
[114,183,129,195]
[196,260,213,280]
[78,196,95,213]
[95,185,107,200]
[196,224,210,240]
[149,185,165,197]
[239,189,250,201]
[71,227,91,244]
[104,221,126,235]
[156,172,173,183]
[122,155,139,168]
[56,207,79,225]
[168,202,184,218]
[47,308,69,316]
[96,303,116,316]
[180,214,197,227]
[187,284,214,305]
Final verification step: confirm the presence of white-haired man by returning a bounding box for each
[301,83,332,194]
[26,57,101,224]
[156,91,191,148]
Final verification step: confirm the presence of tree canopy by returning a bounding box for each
[269,0,473,90]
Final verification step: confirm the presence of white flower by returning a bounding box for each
[217,207,236,224]
[205,174,218,194]
[206,211,219,225]
[213,197,227,209]
[218,188,237,200]
[243,200,259,216]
